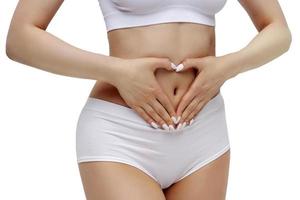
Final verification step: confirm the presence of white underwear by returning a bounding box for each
[76,91,230,189]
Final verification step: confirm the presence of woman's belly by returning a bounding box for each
[89,22,216,110]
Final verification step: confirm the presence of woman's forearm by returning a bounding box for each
[221,22,292,80]
[6,24,123,85]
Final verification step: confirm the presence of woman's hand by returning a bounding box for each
[175,55,232,128]
[113,57,178,131]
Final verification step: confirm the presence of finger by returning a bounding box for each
[133,106,160,129]
[150,57,173,72]
[186,100,207,125]
[142,103,169,131]
[180,58,203,72]
[178,95,201,125]
[171,62,178,70]
[155,89,177,124]
[176,85,199,117]
[149,98,174,128]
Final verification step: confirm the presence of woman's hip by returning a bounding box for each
[75,91,230,162]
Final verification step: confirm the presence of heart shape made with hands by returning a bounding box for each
[171,62,184,72]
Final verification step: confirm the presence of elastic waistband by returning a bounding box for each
[82,91,224,124]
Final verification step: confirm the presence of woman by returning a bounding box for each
[6,0,291,199]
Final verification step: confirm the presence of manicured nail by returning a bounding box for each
[189,118,194,125]
[162,123,170,131]
[171,116,177,124]
[169,124,175,131]
[172,115,181,124]
[175,63,184,72]
[151,122,159,129]
[171,63,177,70]
[175,116,181,124]
[182,122,187,128]
[176,123,182,130]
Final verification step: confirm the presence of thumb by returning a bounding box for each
[177,58,202,72]
[150,58,173,72]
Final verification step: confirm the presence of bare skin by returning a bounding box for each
[78,150,230,200]
[89,22,215,125]
[82,22,226,200]
[6,0,291,199]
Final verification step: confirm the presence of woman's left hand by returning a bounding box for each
[175,55,232,127]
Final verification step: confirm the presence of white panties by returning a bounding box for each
[76,91,230,189]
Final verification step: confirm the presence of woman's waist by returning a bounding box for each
[89,72,196,109]
[107,22,215,63]
[90,34,215,108]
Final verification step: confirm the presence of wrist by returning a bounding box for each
[219,51,243,80]
[96,55,127,86]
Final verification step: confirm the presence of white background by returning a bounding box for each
[0,0,299,199]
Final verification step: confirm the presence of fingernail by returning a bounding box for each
[175,116,181,124]
[171,116,177,124]
[151,122,159,129]
[176,123,182,130]
[169,124,175,131]
[171,62,177,70]
[189,118,194,125]
[182,122,187,128]
[175,63,184,72]
[162,123,170,131]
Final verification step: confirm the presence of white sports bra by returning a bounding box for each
[98,0,227,32]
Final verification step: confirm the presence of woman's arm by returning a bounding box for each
[6,0,123,85]
[174,0,292,124]
[221,0,292,80]
[5,0,178,129]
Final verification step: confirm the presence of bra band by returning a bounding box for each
[98,0,227,32]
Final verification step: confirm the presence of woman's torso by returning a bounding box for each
[89,22,215,109]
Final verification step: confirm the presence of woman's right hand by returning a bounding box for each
[112,57,178,131]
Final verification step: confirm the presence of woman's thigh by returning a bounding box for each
[78,161,166,200]
[163,149,230,200]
